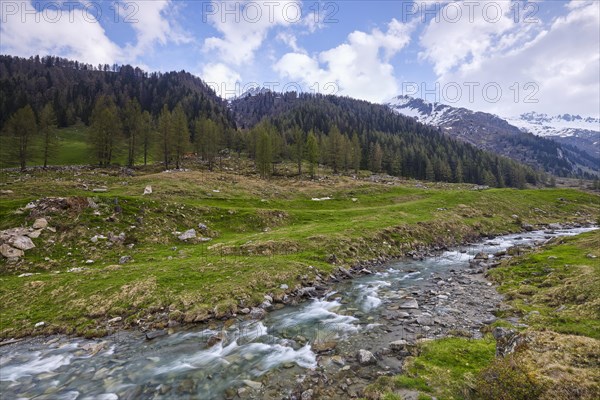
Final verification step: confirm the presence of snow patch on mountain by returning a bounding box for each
[505,112,599,140]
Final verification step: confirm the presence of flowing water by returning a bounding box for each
[1,227,595,399]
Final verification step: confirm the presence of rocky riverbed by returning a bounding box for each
[0,226,595,399]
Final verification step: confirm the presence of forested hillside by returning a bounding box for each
[231,91,543,187]
[1,55,546,188]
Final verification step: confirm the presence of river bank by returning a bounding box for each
[1,227,596,399]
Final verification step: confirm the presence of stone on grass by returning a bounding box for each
[178,229,196,241]
[32,218,48,229]
[8,236,35,251]
[143,185,153,195]
[0,244,23,258]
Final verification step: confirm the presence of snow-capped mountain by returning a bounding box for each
[505,112,599,160]
[386,95,599,177]
[506,112,599,138]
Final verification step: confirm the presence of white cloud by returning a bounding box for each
[119,0,193,57]
[0,1,122,65]
[276,32,303,53]
[203,1,300,66]
[201,63,242,98]
[274,18,415,103]
[0,0,187,66]
[418,0,600,117]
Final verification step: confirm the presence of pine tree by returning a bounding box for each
[38,103,58,168]
[90,96,122,167]
[3,105,37,171]
[306,130,319,179]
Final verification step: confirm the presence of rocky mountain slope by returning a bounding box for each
[386,96,598,178]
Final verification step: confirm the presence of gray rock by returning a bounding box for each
[249,307,266,320]
[178,229,196,241]
[0,244,23,258]
[108,232,126,244]
[35,321,45,328]
[493,327,525,357]
[119,255,132,264]
[389,339,409,352]
[198,223,208,231]
[143,185,152,195]
[243,380,262,390]
[522,224,534,232]
[32,218,48,229]
[298,287,316,297]
[280,284,289,290]
[26,229,43,239]
[398,299,419,309]
[301,389,314,400]
[8,236,35,251]
[357,349,377,365]
[474,252,489,260]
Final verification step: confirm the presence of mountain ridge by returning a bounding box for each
[386,95,599,178]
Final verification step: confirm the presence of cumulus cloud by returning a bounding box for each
[0,0,187,66]
[201,63,242,98]
[417,0,600,117]
[0,1,122,65]
[274,18,415,103]
[203,0,301,66]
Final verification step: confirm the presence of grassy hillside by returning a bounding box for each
[0,125,90,168]
[0,167,598,339]
[366,230,600,400]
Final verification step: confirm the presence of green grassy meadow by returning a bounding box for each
[0,166,598,340]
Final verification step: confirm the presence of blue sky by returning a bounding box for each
[1,1,598,117]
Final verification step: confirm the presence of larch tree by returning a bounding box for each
[122,99,142,167]
[292,126,304,175]
[351,133,361,174]
[3,105,37,171]
[171,104,190,169]
[38,103,58,168]
[89,96,122,166]
[306,130,319,179]
[195,117,220,170]
[327,126,344,174]
[255,123,273,178]
[158,105,174,170]
[139,110,154,166]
